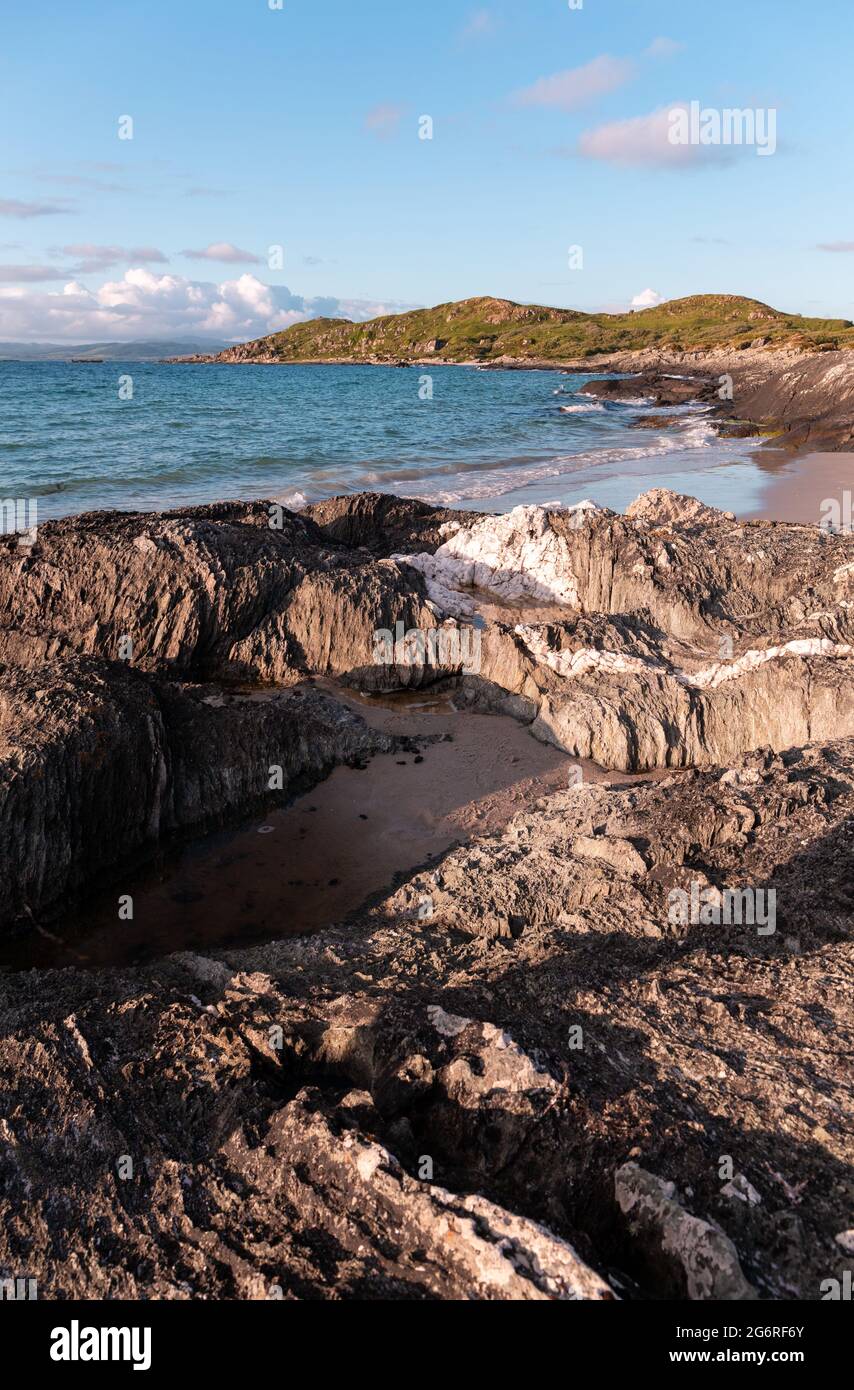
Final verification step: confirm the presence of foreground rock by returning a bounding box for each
[615,1163,757,1300]
[6,490,854,923]
[0,489,852,1301]
[1,736,851,1299]
[0,500,438,683]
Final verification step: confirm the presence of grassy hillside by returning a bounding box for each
[212,294,854,364]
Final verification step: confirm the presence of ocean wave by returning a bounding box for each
[559,402,607,414]
[274,489,309,510]
[405,422,753,505]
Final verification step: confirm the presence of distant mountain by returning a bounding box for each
[0,339,228,362]
[193,295,854,366]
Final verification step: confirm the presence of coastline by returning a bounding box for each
[3,309,854,1310]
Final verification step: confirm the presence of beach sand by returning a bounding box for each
[1,685,649,972]
[744,450,854,525]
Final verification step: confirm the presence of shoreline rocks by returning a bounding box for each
[1,734,851,1299]
[7,489,854,923]
[1,488,852,1301]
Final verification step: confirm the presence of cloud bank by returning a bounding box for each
[0,267,415,343]
[181,242,263,264]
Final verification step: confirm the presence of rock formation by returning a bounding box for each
[0,489,851,1301]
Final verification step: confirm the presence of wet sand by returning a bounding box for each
[0,686,636,972]
[743,450,854,525]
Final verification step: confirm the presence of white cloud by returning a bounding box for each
[182,242,262,264]
[513,55,636,111]
[645,37,685,59]
[817,241,854,253]
[364,104,407,139]
[631,288,665,308]
[578,103,732,168]
[0,267,416,342]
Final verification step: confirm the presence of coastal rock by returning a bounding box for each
[0,500,437,683]
[2,735,852,1299]
[580,373,718,407]
[304,491,462,555]
[7,489,854,923]
[0,662,398,926]
[397,493,854,768]
[577,351,854,451]
[615,1163,758,1300]
[245,1090,614,1300]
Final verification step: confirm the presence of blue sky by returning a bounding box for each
[1,0,852,341]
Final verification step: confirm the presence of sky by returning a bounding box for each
[1,0,852,343]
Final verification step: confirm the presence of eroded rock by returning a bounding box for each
[615,1163,758,1301]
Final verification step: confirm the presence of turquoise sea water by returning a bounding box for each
[0,360,769,521]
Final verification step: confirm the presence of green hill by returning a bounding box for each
[211,294,854,364]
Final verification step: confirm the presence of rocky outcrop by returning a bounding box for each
[580,373,720,408]
[578,350,854,451]
[395,494,854,768]
[6,489,854,923]
[1,488,853,1303]
[0,500,437,683]
[1,735,852,1299]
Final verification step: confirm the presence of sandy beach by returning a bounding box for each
[0,682,652,972]
[744,449,854,525]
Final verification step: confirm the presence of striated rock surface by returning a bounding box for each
[6,488,854,920]
[396,492,854,768]
[0,499,437,683]
[1,736,852,1299]
[0,665,399,927]
[1,488,853,1301]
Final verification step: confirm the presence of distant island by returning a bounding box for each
[0,338,227,362]
[170,294,854,367]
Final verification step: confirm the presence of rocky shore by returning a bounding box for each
[574,349,854,452]
[1,490,852,1300]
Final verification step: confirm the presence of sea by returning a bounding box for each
[0,359,772,522]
